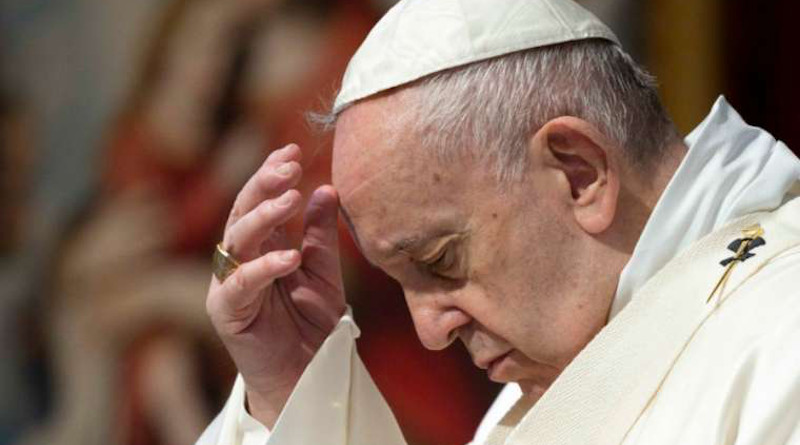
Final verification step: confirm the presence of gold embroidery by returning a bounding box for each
[706,224,765,304]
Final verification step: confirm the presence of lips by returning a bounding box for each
[474,350,512,370]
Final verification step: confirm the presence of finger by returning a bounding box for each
[226,144,303,228]
[228,157,301,228]
[263,143,303,170]
[207,249,301,327]
[224,189,301,260]
[300,185,343,291]
[260,224,290,254]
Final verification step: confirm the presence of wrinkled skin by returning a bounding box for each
[206,92,680,427]
[332,95,635,397]
[206,144,346,428]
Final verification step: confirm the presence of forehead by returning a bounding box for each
[331,96,474,259]
[332,94,414,189]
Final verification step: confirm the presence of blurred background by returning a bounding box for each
[0,0,798,444]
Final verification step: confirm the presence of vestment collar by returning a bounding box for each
[609,96,800,318]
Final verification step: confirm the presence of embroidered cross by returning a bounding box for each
[706,224,766,304]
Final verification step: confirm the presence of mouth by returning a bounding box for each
[474,350,513,371]
[487,352,516,382]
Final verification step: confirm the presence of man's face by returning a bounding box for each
[332,97,617,396]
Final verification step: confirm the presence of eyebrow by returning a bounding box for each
[392,236,425,254]
[339,204,419,264]
[339,205,459,266]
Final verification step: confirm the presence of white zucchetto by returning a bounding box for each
[334,0,620,113]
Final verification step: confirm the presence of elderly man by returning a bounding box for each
[197,0,800,444]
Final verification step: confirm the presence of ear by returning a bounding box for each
[533,117,620,234]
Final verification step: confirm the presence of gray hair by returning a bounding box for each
[311,39,680,182]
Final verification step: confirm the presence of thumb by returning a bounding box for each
[301,185,343,291]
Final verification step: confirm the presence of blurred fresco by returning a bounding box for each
[0,1,798,445]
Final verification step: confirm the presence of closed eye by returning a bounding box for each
[424,246,460,279]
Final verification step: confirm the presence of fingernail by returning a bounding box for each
[275,191,294,207]
[277,163,293,176]
[280,250,296,262]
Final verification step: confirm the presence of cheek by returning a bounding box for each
[466,255,542,341]
[464,189,605,355]
[469,214,560,313]
[466,217,599,365]
[464,219,543,328]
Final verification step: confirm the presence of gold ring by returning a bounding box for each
[212,243,240,282]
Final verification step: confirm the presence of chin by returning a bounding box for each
[486,350,518,383]
[517,382,549,401]
[493,352,563,390]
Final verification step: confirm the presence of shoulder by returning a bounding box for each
[711,194,800,343]
[630,246,800,444]
[723,243,800,331]
[699,242,800,361]
[714,246,800,444]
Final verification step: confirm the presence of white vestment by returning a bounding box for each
[196,97,800,445]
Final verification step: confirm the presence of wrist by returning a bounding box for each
[241,354,308,429]
[244,379,297,429]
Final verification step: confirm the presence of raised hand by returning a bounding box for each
[205,143,346,428]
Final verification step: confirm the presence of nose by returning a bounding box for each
[404,288,471,350]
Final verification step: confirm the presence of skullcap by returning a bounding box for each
[334,0,620,113]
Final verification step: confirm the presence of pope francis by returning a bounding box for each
[197,0,800,444]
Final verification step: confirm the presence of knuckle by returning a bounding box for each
[229,270,249,294]
[255,170,275,191]
[257,201,276,221]
[228,205,242,223]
